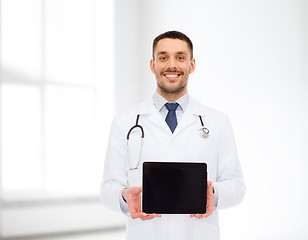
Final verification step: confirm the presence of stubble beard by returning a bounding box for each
[156,73,188,98]
[157,80,187,95]
[155,67,190,99]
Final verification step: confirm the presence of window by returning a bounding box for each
[0,0,114,200]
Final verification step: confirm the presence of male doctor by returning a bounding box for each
[101,31,245,240]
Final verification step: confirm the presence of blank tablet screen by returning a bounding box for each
[142,162,207,214]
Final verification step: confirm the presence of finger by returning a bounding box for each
[193,213,202,219]
[131,211,161,220]
[140,215,156,221]
[145,213,161,218]
[140,213,161,221]
[207,181,212,188]
[131,211,147,219]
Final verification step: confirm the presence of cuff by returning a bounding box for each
[119,189,130,216]
[212,184,218,209]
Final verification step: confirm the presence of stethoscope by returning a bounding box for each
[126,114,209,170]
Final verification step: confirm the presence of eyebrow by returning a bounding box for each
[157,51,188,55]
[175,51,188,55]
[157,51,167,55]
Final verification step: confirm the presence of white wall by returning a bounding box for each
[114,0,143,112]
[114,0,308,239]
[0,0,126,237]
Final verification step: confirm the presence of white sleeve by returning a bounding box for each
[100,116,130,215]
[212,115,246,209]
[119,192,130,216]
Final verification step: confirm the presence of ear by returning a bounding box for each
[189,58,196,74]
[150,58,155,74]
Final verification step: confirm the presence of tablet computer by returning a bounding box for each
[142,162,207,214]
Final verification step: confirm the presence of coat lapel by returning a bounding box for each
[173,97,207,136]
[137,97,171,133]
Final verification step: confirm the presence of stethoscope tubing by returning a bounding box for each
[127,114,209,170]
[127,115,144,140]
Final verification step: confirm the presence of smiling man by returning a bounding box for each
[101,31,245,240]
[150,36,195,101]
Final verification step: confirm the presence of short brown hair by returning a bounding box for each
[152,31,193,59]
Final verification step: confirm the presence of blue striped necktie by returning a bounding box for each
[165,102,179,133]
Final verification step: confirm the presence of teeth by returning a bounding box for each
[165,74,178,78]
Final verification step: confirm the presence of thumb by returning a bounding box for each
[207,181,212,188]
[131,186,142,194]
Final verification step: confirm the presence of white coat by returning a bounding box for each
[101,96,245,240]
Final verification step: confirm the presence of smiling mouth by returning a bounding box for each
[163,72,182,79]
[164,74,180,78]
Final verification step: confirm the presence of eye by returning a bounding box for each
[159,56,167,61]
[177,56,185,61]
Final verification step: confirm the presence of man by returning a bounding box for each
[101,31,245,240]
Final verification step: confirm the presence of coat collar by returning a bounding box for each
[137,96,207,116]
[137,96,207,135]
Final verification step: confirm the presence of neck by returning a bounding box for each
[157,88,187,102]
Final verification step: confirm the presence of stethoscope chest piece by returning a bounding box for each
[199,127,209,138]
[198,115,209,138]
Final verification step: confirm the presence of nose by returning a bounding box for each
[167,57,177,70]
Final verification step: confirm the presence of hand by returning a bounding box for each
[122,186,161,220]
[190,181,215,219]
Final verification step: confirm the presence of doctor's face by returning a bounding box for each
[150,38,195,100]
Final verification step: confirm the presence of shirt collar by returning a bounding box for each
[152,91,189,112]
